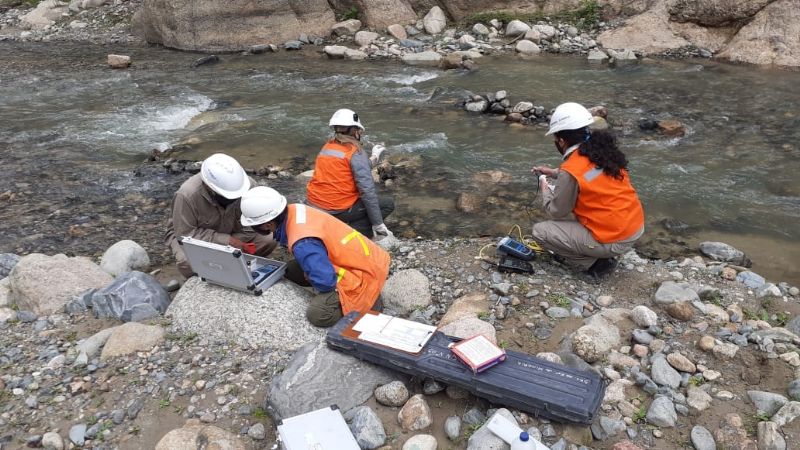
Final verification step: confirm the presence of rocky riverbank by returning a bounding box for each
[2,234,800,449]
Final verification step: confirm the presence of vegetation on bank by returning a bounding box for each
[464,0,602,30]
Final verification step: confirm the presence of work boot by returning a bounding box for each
[587,258,618,279]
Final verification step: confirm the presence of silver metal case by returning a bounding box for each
[179,236,287,295]
[277,405,359,450]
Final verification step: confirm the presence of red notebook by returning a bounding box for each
[449,334,506,374]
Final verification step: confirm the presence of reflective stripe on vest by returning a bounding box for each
[285,204,391,315]
[306,139,360,211]
[560,150,645,244]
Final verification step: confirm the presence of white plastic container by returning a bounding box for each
[487,414,550,450]
[510,431,538,450]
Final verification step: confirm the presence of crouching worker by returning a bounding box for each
[531,102,645,278]
[165,153,278,278]
[239,186,390,327]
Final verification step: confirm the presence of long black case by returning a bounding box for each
[326,312,605,425]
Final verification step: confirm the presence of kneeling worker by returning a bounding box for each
[531,102,645,277]
[165,153,277,278]
[306,108,394,239]
[240,186,390,327]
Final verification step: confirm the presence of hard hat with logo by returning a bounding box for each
[240,186,288,227]
[200,153,250,199]
[545,102,595,136]
[329,108,364,130]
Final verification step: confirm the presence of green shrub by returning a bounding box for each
[340,6,358,21]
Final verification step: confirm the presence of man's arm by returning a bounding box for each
[541,171,578,219]
[292,238,337,293]
[350,151,383,226]
[171,192,231,245]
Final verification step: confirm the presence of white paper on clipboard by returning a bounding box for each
[354,314,436,353]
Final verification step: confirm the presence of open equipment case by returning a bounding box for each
[179,236,287,296]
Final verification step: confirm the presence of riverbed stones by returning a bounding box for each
[0,253,20,280]
[653,281,699,305]
[423,7,446,35]
[515,40,541,55]
[439,293,487,327]
[467,408,517,449]
[346,406,386,449]
[77,326,119,359]
[402,51,442,66]
[631,305,658,327]
[167,277,323,350]
[687,386,713,412]
[381,269,431,315]
[388,24,407,40]
[9,253,113,316]
[155,421,246,450]
[41,432,63,450]
[375,381,409,407]
[100,240,149,275]
[699,241,750,266]
[691,425,716,450]
[757,421,786,450]
[100,322,165,360]
[355,31,379,47]
[667,352,696,372]
[665,301,694,321]
[445,416,461,440]
[588,49,609,60]
[332,19,361,36]
[398,394,432,431]
[651,355,682,388]
[747,391,788,416]
[344,48,368,60]
[571,315,620,363]
[714,413,756,449]
[21,0,67,29]
[439,317,497,343]
[505,20,531,38]
[646,396,677,427]
[472,23,489,36]
[771,401,800,427]
[324,45,347,58]
[268,340,395,420]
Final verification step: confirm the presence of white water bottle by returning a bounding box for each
[510,431,537,450]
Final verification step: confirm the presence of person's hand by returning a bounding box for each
[370,143,386,164]
[228,236,244,249]
[372,223,391,237]
[539,174,555,192]
[531,165,557,176]
[242,242,257,254]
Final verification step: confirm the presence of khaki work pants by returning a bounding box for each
[532,219,636,270]
[284,260,344,327]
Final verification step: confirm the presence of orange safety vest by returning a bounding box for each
[560,150,645,244]
[285,204,390,315]
[306,139,360,211]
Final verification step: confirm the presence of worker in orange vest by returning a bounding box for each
[239,186,390,327]
[531,102,645,278]
[306,108,394,239]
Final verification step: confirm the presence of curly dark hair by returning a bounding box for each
[555,128,628,180]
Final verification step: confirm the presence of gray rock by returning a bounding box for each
[462,408,486,425]
[632,329,654,345]
[591,416,625,440]
[546,306,570,319]
[0,277,10,307]
[505,20,531,37]
[126,398,144,420]
[354,30,379,47]
[69,424,86,446]
[398,394,432,431]
[399,38,424,49]
[467,408,517,449]
[737,271,766,289]
[267,340,395,420]
[89,271,169,322]
[323,45,347,58]
[111,409,125,424]
[346,406,386,449]
[646,396,677,427]
[381,269,431,315]
[0,253,20,280]
[571,315,620,363]
[653,281,699,305]
[757,283,783,299]
[445,416,461,441]
[402,435,437,450]
[17,310,37,323]
[247,422,266,440]
[375,381,409,407]
[515,40,541,55]
[771,401,800,427]
[631,305,658,327]
[76,326,119,359]
[100,240,150,276]
[284,40,303,50]
[41,432,63,450]
[651,356,681,388]
[758,421,786,450]
[550,438,567,450]
[423,6,446,35]
[699,241,750,266]
[168,277,324,350]
[747,391,788,416]
[332,19,361,36]
[750,328,799,344]
[402,51,443,66]
[422,378,444,395]
[472,23,490,36]
[465,100,488,113]
[691,425,716,450]
[0,306,16,323]
[788,379,800,401]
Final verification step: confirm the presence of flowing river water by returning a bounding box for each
[1,42,799,284]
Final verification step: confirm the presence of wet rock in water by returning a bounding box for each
[467,408,517,449]
[100,322,165,360]
[608,49,638,60]
[387,24,407,40]
[505,20,531,37]
[249,43,276,54]
[464,99,488,113]
[168,277,323,350]
[646,396,677,427]
[511,101,534,113]
[398,394,432,431]
[638,118,659,131]
[284,40,303,50]
[9,253,112,316]
[691,425,716,450]
[83,271,169,322]
[441,53,465,70]
[402,51,443,66]
[653,281,699,305]
[346,406,386,449]
[423,6,446,35]
[516,40,541,55]
[439,317,497,343]
[699,241,751,266]
[445,416,461,440]
[588,49,609,60]
[456,192,481,213]
[403,434,437,450]
[757,421,785,450]
[268,340,395,420]
[660,218,691,234]
[344,48,367,60]
[747,391,788,416]
[323,45,347,58]
[191,55,219,67]
[332,19,361,36]
[381,269,431,315]
[155,421,246,450]
[107,54,131,69]
[375,381,409,407]
[100,240,150,276]
[0,253,20,280]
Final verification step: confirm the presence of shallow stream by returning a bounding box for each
[1,42,799,283]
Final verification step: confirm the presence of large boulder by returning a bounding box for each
[422,6,446,35]
[717,0,800,67]
[83,271,170,322]
[267,340,396,420]
[669,0,775,26]
[133,0,337,52]
[9,254,113,316]
[100,322,165,360]
[20,0,68,29]
[381,269,431,315]
[155,420,246,450]
[597,1,690,54]
[357,0,417,29]
[167,277,324,350]
[100,240,150,277]
[505,19,531,37]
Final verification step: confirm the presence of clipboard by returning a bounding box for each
[342,311,435,354]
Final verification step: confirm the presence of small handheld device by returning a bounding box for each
[498,255,534,274]
[497,236,535,261]
[251,264,279,285]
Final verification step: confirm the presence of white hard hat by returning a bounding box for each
[201,153,250,199]
[240,186,288,227]
[545,102,595,136]
[329,108,364,130]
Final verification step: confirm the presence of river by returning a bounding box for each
[1,42,799,284]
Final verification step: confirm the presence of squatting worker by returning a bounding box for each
[165,153,278,278]
[305,108,395,239]
[531,102,645,278]
[240,186,390,327]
